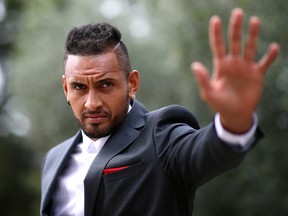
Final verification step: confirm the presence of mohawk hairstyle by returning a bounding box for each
[64,23,131,76]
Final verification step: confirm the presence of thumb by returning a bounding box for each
[191,62,211,100]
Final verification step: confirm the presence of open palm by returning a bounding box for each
[192,8,279,133]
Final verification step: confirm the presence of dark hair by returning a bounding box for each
[64,23,131,76]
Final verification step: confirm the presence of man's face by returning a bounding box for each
[62,52,139,139]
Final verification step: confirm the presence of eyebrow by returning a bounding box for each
[68,77,117,86]
[69,80,84,84]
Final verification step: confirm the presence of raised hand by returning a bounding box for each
[192,8,279,133]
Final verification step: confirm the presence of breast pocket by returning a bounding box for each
[103,161,145,184]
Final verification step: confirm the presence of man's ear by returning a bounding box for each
[128,70,140,99]
[62,75,68,99]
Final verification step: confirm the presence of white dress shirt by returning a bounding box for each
[51,111,257,216]
[51,133,110,216]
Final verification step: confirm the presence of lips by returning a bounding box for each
[84,113,109,124]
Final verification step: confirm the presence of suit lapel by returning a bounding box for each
[41,132,82,214]
[84,100,146,216]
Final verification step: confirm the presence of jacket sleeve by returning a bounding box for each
[152,105,262,189]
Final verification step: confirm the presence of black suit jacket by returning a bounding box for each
[41,100,261,216]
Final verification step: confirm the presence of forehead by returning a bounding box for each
[64,52,122,78]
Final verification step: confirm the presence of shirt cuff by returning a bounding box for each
[214,112,258,146]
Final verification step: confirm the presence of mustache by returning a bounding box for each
[82,108,110,116]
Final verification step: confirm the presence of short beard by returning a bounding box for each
[77,119,116,139]
[76,101,130,139]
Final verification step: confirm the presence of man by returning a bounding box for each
[40,8,279,216]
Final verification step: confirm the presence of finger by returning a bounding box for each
[244,16,261,61]
[191,62,211,101]
[258,43,280,74]
[209,15,225,59]
[229,8,244,56]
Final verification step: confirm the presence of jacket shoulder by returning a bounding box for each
[147,105,200,129]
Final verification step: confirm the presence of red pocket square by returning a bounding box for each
[103,166,129,175]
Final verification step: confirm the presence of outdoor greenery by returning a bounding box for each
[1,0,287,215]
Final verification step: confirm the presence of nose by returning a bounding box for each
[84,90,103,111]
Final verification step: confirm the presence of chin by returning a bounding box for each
[83,124,113,139]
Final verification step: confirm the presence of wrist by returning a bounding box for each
[219,113,254,134]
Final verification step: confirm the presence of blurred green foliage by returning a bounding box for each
[2,0,288,215]
[0,1,39,216]
[0,136,38,216]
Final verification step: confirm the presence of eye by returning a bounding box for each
[72,83,87,90]
[99,79,116,88]
[102,82,112,88]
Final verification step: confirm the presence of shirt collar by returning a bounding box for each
[81,130,95,146]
